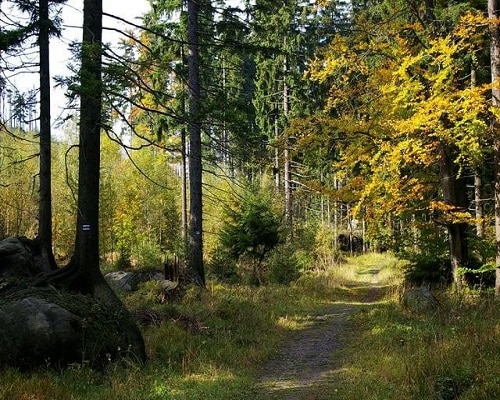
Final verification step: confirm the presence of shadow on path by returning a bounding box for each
[252,270,390,400]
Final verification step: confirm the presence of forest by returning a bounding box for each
[1,0,500,398]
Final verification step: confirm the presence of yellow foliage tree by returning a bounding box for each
[304,7,491,286]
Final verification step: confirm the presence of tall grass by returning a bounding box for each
[327,264,500,399]
[1,253,499,399]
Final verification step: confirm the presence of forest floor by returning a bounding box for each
[252,267,388,400]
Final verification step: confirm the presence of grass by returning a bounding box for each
[320,261,500,399]
[1,253,500,399]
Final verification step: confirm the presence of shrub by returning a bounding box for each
[207,247,239,283]
[403,255,452,288]
[135,242,162,269]
[219,186,282,284]
[266,244,302,284]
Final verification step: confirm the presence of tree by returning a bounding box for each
[220,186,281,284]
[38,0,146,361]
[187,0,205,286]
[0,131,39,237]
[38,0,63,272]
[0,0,64,269]
[0,1,37,51]
[304,2,490,287]
[250,0,348,230]
[489,0,500,295]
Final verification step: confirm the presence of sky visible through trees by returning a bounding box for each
[5,0,150,135]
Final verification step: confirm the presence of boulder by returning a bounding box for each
[0,285,143,369]
[0,237,146,369]
[0,296,81,367]
[104,271,137,292]
[0,236,40,278]
[401,287,439,313]
[105,270,171,292]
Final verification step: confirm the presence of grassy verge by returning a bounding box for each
[2,253,499,399]
[325,267,500,399]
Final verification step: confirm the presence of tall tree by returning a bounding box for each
[187,0,205,285]
[251,0,347,228]
[39,0,146,360]
[1,0,63,267]
[489,0,500,295]
[38,0,60,271]
[305,1,489,286]
[70,0,105,289]
[138,0,189,258]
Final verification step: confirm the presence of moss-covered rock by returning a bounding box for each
[401,287,439,314]
[0,281,144,370]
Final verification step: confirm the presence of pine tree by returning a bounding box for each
[489,0,500,295]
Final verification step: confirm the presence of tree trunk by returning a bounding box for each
[439,144,468,291]
[73,0,103,286]
[38,0,56,272]
[489,0,500,295]
[181,124,188,256]
[35,0,146,362]
[283,56,292,228]
[475,171,484,238]
[471,64,484,239]
[187,0,205,286]
[274,114,280,188]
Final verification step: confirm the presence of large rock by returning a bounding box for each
[0,285,144,369]
[401,287,439,313]
[105,270,168,292]
[105,271,137,292]
[0,296,81,367]
[0,236,146,369]
[0,236,40,278]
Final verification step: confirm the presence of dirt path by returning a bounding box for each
[253,270,386,400]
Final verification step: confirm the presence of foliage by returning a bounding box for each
[0,130,39,238]
[206,246,239,283]
[0,124,181,269]
[311,221,339,266]
[103,136,181,269]
[306,8,490,219]
[219,186,281,283]
[404,255,452,288]
[297,3,494,280]
[264,244,298,284]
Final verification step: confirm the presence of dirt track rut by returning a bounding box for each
[254,270,384,400]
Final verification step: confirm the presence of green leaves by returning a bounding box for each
[219,188,281,262]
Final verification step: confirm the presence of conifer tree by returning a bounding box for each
[489,0,500,295]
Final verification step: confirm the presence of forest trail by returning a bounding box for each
[253,267,388,400]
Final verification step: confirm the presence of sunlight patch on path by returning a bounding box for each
[255,303,357,398]
[254,265,389,399]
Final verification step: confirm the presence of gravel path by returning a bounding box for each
[254,271,385,399]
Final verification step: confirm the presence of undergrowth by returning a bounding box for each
[1,253,499,399]
[326,268,500,399]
